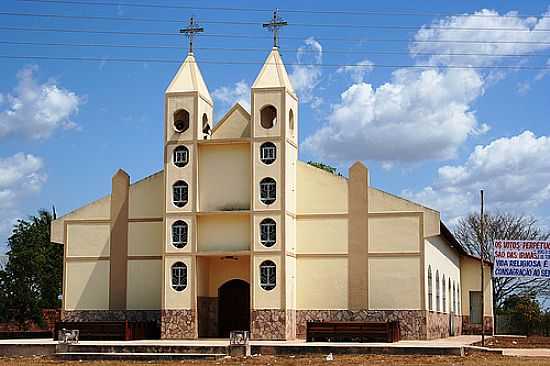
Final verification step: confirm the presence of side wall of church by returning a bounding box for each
[460,255,494,334]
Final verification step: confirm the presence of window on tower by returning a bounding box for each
[173,146,189,167]
[260,260,276,290]
[260,218,276,247]
[260,105,277,129]
[260,142,276,165]
[289,109,295,134]
[172,180,188,208]
[202,113,211,138]
[171,262,187,291]
[171,220,188,248]
[174,109,190,133]
[259,177,276,205]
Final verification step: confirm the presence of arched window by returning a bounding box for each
[173,109,190,133]
[260,260,276,290]
[260,218,276,247]
[259,177,276,205]
[171,220,188,248]
[172,180,188,208]
[173,146,189,168]
[171,262,187,291]
[260,142,276,165]
[453,281,456,314]
[442,275,446,313]
[260,105,277,129]
[449,280,452,314]
[436,270,440,312]
[457,286,460,315]
[202,113,211,138]
[427,266,433,311]
[289,109,295,134]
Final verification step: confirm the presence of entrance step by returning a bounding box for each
[56,352,226,361]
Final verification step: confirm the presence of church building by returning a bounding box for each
[50,44,494,340]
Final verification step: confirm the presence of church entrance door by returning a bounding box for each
[218,279,250,337]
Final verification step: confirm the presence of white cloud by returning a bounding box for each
[337,59,374,83]
[0,153,47,244]
[289,37,323,106]
[411,9,550,67]
[304,67,487,162]
[0,66,81,140]
[517,81,531,95]
[212,80,251,112]
[536,58,550,80]
[404,131,550,222]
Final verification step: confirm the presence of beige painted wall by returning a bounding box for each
[461,256,493,317]
[296,218,348,254]
[285,214,296,253]
[368,215,420,253]
[128,222,162,256]
[198,143,250,211]
[252,90,283,139]
[165,143,194,214]
[166,94,196,143]
[127,259,162,310]
[285,143,297,213]
[66,223,110,257]
[425,236,461,313]
[253,213,282,252]
[129,172,163,219]
[368,256,421,310]
[286,255,296,310]
[296,162,348,214]
[164,256,193,309]
[207,256,250,297]
[165,216,194,254]
[212,104,251,139]
[197,214,250,252]
[285,94,298,144]
[253,140,282,211]
[253,255,281,309]
[65,260,110,310]
[296,257,348,309]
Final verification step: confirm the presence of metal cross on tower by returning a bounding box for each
[263,9,288,48]
[180,17,204,54]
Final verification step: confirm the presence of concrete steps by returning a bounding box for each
[56,352,226,361]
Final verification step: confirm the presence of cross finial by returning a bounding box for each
[180,17,204,54]
[263,9,288,48]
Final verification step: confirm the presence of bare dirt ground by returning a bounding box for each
[476,336,550,348]
[2,354,550,366]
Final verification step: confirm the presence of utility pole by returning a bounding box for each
[480,190,485,347]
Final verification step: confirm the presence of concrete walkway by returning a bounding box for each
[502,348,550,357]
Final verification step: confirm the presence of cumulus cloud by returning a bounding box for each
[0,153,47,243]
[212,80,251,112]
[337,59,374,83]
[0,66,81,140]
[404,131,550,223]
[304,67,487,162]
[289,37,323,106]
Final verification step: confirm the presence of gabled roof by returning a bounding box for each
[252,48,295,96]
[211,102,251,138]
[166,53,213,104]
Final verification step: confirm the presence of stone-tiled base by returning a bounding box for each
[250,310,287,340]
[198,297,218,338]
[61,310,160,323]
[426,312,462,339]
[286,309,296,340]
[160,309,197,339]
[462,315,493,335]
[296,310,427,340]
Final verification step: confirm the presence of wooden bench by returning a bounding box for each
[306,321,400,343]
[54,321,160,341]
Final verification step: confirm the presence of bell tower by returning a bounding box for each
[250,10,298,340]
[160,18,213,339]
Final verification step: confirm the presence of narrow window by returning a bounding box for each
[436,270,440,312]
[427,266,433,312]
[173,109,190,133]
[289,109,295,134]
[453,281,456,314]
[171,220,188,249]
[442,275,446,313]
[171,262,187,291]
[259,178,276,205]
[457,286,461,315]
[173,146,189,168]
[260,142,276,165]
[173,180,188,208]
[202,113,211,138]
[260,260,276,290]
[260,105,277,129]
[260,218,276,247]
[449,280,452,314]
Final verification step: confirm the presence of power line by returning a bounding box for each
[3,26,550,45]
[4,11,550,32]
[1,54,549,70]
[16,0,550,19]
[2,40,550,58]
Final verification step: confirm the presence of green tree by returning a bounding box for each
[307,161,341,176]
[501,294,541,336]
[0,209,63,329]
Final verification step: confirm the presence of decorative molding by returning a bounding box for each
[368,211,423,217]
[367,252,421,257]
[296,213,348,219]
[295,253,348,258]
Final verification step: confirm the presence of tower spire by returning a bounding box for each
[263,9,288,48]
[179,17,204,54]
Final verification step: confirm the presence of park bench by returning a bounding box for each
[306,321,400,343]
[54,321,160,341]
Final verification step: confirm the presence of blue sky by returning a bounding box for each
[1,0,550,251]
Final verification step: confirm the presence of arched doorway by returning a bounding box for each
[218,279,250,337]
